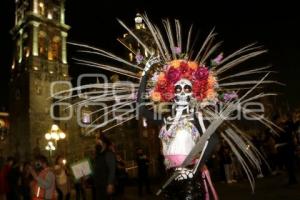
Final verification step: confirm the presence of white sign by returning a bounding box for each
[70,159,92,180]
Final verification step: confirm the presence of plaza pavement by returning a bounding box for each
[71,171,300,199]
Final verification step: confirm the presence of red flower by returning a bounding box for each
[157,79,168,91]
[192,80,208,100]
[166,67,182,84]
[193,67,209,81]
[182,68,196,79]
[162,84,175,101]
[154,82,175,102]
[179,62,189,73]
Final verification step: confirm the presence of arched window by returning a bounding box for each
[23,32,30,58]
[81,109,92,124]
[38,30,47,59]
[49,36,61,61]
[52,7,60,21]
[38,1,45,16]
[16,39,22,63]
[24,47,30,58]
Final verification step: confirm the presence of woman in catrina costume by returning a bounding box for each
[65,14,280,199]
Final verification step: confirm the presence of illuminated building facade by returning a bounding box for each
[9,0,70,159]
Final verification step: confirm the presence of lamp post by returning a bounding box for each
[44,124,66,159]
[45,141,56,157]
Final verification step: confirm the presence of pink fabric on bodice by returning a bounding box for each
[165,155,187,168]
[165,155,197,168]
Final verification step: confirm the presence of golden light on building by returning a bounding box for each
[48,50,53,61]
[33,0,38,14]
[129,52,133,62]
[47,12,53,20]
[25,48,30,58]
[39,2,45,15]
[135,13,145,30]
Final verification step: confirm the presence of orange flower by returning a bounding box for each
[169,60,183,68]
[188,61,198,70]
[207,73,217,88]
[206,88,216,100]
[158,72,166,81]
[151,91,162,102]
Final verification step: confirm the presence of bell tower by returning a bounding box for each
[9,0,70,159]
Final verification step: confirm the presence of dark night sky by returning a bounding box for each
[1,0,300,110]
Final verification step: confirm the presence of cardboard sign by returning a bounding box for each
[70,159,93,180]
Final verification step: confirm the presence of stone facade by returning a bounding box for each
[9,0,71,160]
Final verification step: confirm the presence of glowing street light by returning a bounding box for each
[45,141,56,157]
[45,124,66,141]
[44,124,66,157]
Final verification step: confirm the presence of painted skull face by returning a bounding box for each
[174,79,192,106]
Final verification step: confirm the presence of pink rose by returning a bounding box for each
[193,67,209,81]
[166,67,182,84]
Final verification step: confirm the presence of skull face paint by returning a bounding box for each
[174,79,193,106]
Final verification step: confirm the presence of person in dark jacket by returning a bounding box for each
[93,133,116,200]
[136,148,151,196]
[20,161,32,200]
[115,153,128,196]
[281,117,298,185]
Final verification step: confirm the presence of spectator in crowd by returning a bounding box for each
[20,161,32,200]
[0,155,4,171]
[231,153,243,181]
[115,153,128,197]
[54,155,71,200]
[74,177,87,200]
[93,133,116,200]
[251,135,264,178]
[7,157,21,200]
[220,144,236,184]
[263,134,279,175]
[29,155,56,200]
[136,148,151,196]
[0,156,15,200]
[281,115,298,185]
[292,110,300,160]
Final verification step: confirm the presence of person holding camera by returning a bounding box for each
[29,155,56,200]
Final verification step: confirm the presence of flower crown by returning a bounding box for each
[150,59,218,103]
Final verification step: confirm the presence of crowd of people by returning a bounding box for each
[0,154,60,200]
[213,110,300,185]
[0,110,299,200]
[0,133,152,200]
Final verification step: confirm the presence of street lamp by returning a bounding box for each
[45,124,66,142]
[45,141,56,157]
[44,124,66,157]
